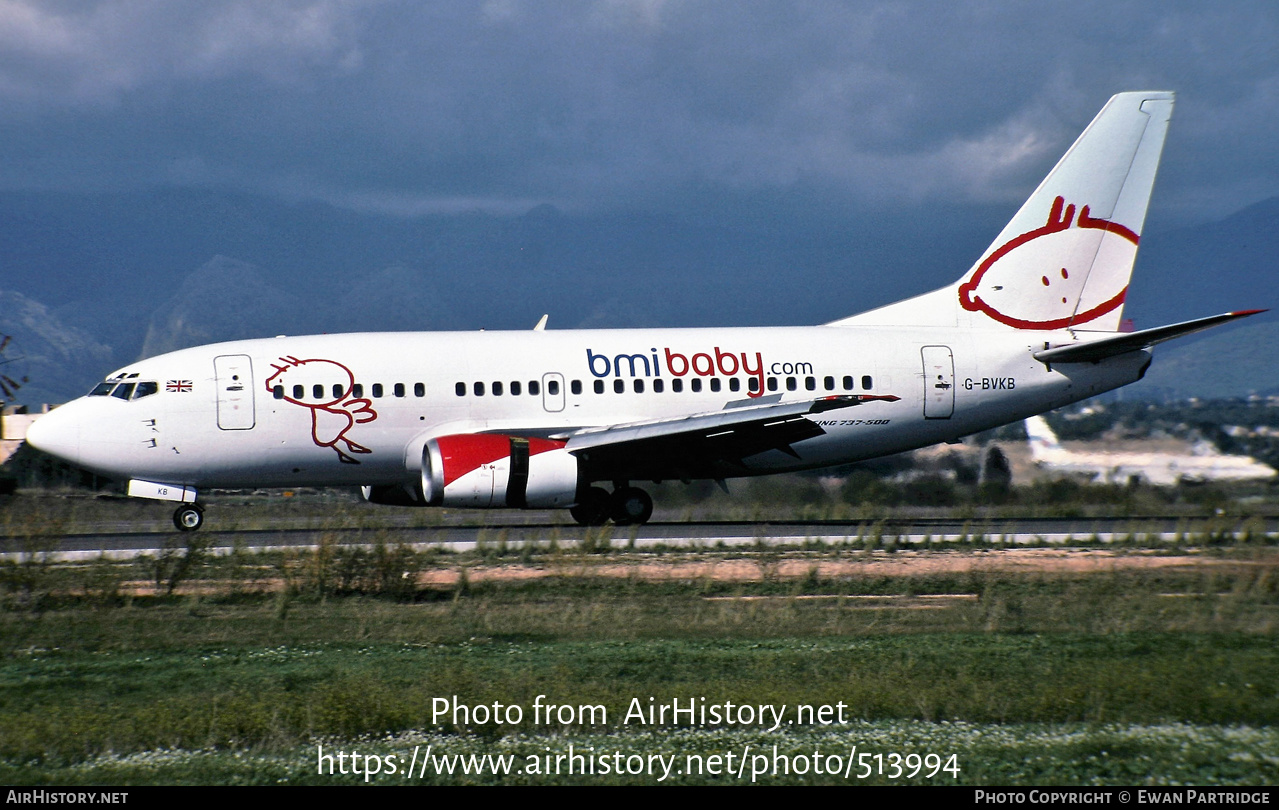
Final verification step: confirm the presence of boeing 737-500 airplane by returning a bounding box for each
[1024,415,1276,486]
[24,92,1265,530]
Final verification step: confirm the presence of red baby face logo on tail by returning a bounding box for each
[958,196,1139,330]
[265,356,378,464]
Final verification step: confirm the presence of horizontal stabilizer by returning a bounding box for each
[1033,310,1266,364]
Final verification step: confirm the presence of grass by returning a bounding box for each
[1,564,1278,784]
[2,490,1278,784]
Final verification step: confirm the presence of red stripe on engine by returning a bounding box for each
[527,437,568,456]
[436,434,512,488]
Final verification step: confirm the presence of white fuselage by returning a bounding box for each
[30,324,1151,490]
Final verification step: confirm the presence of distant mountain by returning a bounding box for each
[140,256,305,358]
[0,186,1275,405]
[1129,317,1279,401]
[0,187,1005,360]
[336,263,466,333]
[1127,197,1279,328]
[0,290,114,405]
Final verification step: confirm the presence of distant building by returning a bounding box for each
[1,404,48,466]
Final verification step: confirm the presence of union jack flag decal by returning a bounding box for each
[166,380,193,393]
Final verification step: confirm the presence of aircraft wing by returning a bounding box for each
[1033,310,1265,364]
[552,393,899,481]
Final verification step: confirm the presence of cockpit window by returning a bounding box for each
[111,383,136,400]
[89,382,116,396]
[133,381,159,399]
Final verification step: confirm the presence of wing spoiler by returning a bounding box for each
[1032,310,1266,365]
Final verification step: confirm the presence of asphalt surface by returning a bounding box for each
[4,515,1275,560]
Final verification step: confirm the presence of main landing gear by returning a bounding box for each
[173,503,205,532]
[570,484,653,526]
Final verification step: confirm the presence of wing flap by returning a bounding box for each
[561,394,899,480]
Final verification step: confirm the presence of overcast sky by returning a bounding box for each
[1,1,1276,223]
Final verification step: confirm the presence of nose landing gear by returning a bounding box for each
[173,503,205,532]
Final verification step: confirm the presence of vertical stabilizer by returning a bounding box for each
[831,92,1174,331]
[1024,415,1064,462]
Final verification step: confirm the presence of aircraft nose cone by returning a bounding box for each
[23,404,81,466]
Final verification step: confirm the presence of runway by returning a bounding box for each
[3,515,1275,561]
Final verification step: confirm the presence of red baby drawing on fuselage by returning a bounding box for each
[265,356,378,464]
[958,195,1139,330]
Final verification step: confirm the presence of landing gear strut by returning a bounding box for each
[173,503,204,532]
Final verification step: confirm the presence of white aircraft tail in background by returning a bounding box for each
[1024,415,1276,485]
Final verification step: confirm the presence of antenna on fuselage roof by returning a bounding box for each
[533,314,549,331]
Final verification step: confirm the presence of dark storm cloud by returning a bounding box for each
[0,1,1276,219]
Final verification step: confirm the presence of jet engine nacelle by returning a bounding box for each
[421,434,579,508]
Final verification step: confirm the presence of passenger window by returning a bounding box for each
[455,382,465,397]
[594,380,605,394]
[474,382,485,396]
[373,383,384,398]
[112,383,135,400]
[614,379,624,394]
[333,384,344,398]
[654,379,665,393]
[709,378,721,392]
[672,379,683,393]
[394,383,405,397]
[511,381,522,396]
[748,378,760,393]
[805,377,816,391]
[767,377,778,392]
[89,382,115,396]
[785,377,797,391]
[571,380,582,395]
[134,382,159,399]
[729,378,740,392]
[293,384,304,399]
[843,376,854,391]
[273,385,284,400]
[548,380,560,395]
[352,384,363,398]
[824,376,835,391]
[415,382,425,397]
[313,384,324,399]
[634,379,645,393]
[493,381,503,396]
[862,375,873,390]
[529,381,540,395]
[691,378,702,392]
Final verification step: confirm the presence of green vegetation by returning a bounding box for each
[2,551,1278,784]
